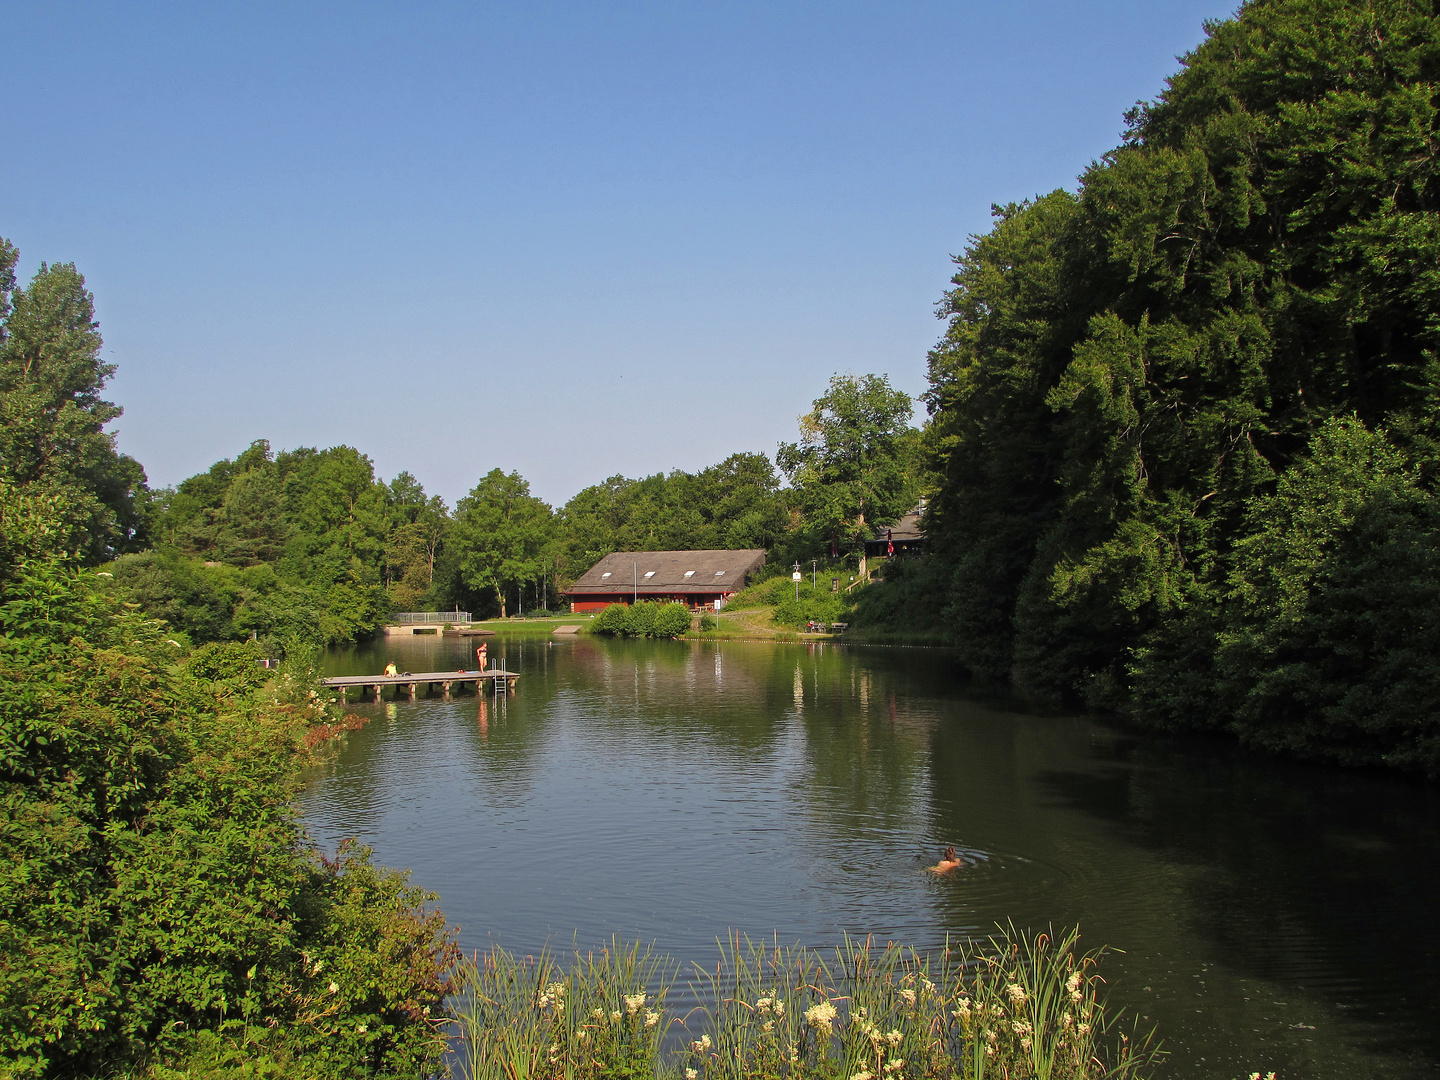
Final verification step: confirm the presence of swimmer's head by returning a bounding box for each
[945,846,957,862]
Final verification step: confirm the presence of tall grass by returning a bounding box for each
[448,926,1160,1080]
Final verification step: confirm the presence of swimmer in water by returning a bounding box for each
[929,846,963,874]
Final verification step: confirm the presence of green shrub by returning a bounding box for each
[591,601,691,639]
[651,603,691,638]
[0,486,457,1079]
[850,557,951,636]
[591,603,632,635]
[698,614,717,631]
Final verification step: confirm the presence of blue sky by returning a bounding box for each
[3,1,1237,507]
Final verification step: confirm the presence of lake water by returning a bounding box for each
[301,634,1440,1079]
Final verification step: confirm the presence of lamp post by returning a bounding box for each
[792,562,802,601]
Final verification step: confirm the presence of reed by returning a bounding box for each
[448,926,1160,1080]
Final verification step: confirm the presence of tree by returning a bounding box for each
[777,373,916,555]
[0,484,457,1076]
[919,0,1440,731]
[0,241,147,560]
[383,472,449,610]
[451,469,554,617]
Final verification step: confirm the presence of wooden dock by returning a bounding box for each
[321,669,520,702]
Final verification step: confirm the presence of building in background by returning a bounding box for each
[863,508,926,561]
[564,550,767,612]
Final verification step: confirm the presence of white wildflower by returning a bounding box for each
[625,992,646,1015]
[898,988,917,1007]
[952,996,972,1020]
[804,1000,838,1033]
[1005,982,1027,1006]
[1020,1036,1032,1052]
[685,1071,698,1080]
[691,1034,713,1052]
[645,1010,660,1028]
[592,1008,604,1019]
[885,1029,903,1047]
[756,996,773,1011]
[1077,1022,1091,1036]
[357,1023,367,1033]
[611,1010,622,1023]
[761,1020,774,1033]
[883,1059,905,1074]
[1066,970,1083,1002]
[850,1072,874,1080]
[328,981,339,994]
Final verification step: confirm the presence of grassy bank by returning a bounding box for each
[449,925,1160,1080]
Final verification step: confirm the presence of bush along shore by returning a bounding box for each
[449,926,1161,1080]
[0,487,458,1079]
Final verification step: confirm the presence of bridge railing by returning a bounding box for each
[391,611,472,624]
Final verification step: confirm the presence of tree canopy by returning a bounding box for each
[917,0,1440,772]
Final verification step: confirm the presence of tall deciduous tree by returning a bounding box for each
[919,0,1440,769]
[777,373,916,553]
[0,240,147,560]
[451,469,553,617]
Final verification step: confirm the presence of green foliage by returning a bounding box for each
[0,240,148,560]
[554,452,791,583]
[1133,418,1440,771]
[921,0,1440,767]
[451,469,554,618]
[848,558,951,638]
[590,601,691,638]
[0,486,457,1078]
[778,374,920,553]
[449,926,1158,1080]
[727,575,850,630]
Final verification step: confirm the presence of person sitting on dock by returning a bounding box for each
[384,661,398,677]
[929,847,963,874]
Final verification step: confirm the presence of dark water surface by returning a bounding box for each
[302,635,1440,1079]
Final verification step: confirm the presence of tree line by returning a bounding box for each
[0,234,927,653]
[910,0,1440,773]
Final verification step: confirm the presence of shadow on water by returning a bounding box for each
[303,635,1440,1080]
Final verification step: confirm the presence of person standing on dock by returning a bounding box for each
[476,643,488,671]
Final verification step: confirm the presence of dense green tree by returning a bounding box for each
[0,240,148,560]
[918,0,1440,768]
[0,485,457,1077]
[382,471,450,610]
[777,374,917,556]
[451,469,554,617]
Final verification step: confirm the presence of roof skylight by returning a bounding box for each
[683,570,695,577]
[600,572,611,578]
[644,571,656,578]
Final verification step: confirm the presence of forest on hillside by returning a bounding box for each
[908,0,1440,773]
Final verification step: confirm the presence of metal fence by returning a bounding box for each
[392,611,472,624]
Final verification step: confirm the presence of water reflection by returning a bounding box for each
[300,636,1440,1080]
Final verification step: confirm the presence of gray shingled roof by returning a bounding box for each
[564,549,767,595]
[874,512,925,541]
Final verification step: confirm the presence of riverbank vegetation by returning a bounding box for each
[841,0,1440,775]
[451,926,1158,1080]
[0,488,458,1078]
[592,600,693,638]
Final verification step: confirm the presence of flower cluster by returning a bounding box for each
[804,1000,839,1034]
